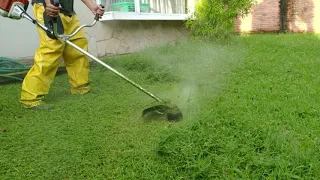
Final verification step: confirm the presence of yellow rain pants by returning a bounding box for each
[20,3,90,108]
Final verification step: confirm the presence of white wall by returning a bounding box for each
[0,1,188,62]
[0,1,94,60]
[0,4,39,59]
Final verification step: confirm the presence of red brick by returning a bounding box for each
[235,0,316,33]
[236,0,280,33]
[287,0,315,32]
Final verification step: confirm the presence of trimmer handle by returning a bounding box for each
[51,0,60,6]
[50,0,60,23]
[94,4,105,21]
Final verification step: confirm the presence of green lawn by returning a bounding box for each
[1,33,320,179]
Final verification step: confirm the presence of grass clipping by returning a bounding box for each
[154,34,320,179]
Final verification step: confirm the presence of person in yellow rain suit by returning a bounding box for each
[20,0,104,110]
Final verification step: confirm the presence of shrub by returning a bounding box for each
[185,0,256,40]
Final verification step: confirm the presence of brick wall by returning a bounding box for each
[236,0,320,33]
[236,0,281,33]
[286,0,318,33]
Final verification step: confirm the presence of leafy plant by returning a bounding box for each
[185,0,256,40]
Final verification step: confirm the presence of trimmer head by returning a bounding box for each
[142,104,183,122]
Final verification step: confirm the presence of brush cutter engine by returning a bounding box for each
[0,0,29,19]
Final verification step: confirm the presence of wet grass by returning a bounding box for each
[1,33,320,179]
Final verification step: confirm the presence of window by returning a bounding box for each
[96,0,195,21]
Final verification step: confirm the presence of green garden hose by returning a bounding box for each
[0,56,30,82]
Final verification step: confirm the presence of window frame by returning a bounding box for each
[98,0,192,21]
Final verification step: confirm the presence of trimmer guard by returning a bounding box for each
[142,104,183,122]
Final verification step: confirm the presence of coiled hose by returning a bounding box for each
[0,57,30,82]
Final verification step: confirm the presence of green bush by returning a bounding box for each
[185,0,256,40]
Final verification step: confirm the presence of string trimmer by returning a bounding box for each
[0,0,183,121]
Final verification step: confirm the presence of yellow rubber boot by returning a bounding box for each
[20,3,90,109]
